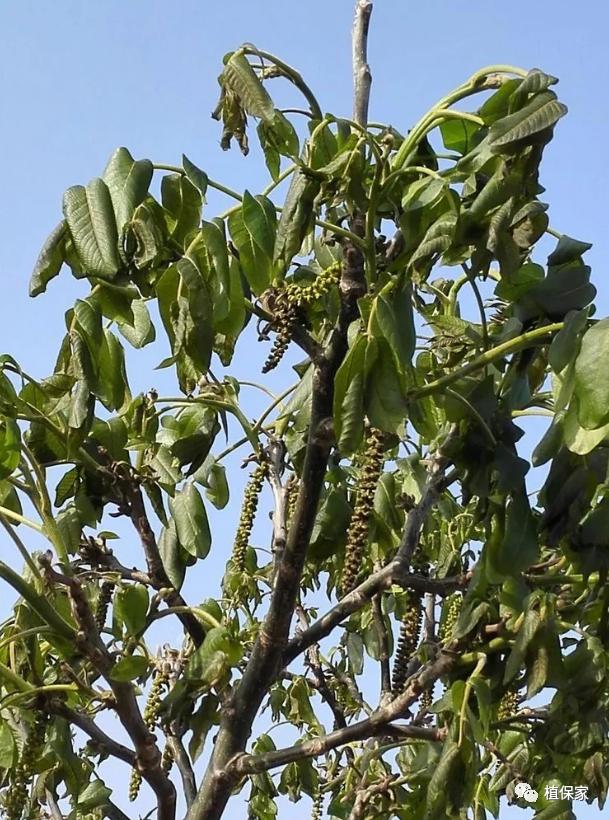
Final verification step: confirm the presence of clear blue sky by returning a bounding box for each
[1,1,608,817]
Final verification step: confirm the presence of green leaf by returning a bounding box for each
[489,91,567,152]
[547,234,592,267]
[109,655,149,682]
[182,154,209,198]
[117,298,156,349]
[574,318,609,429]
[333,336,366,455]
[63,178,121,279]
[440,118,479,155]
[161,173,202,248]
[29,221,67,296]
[114,584,149,634]
[213,256,247,365]
[159,518,187,591]
[425,739,464,819]
[175,250,214,379]
[96,330,130,411]
[223,51,275,122]
[76,779,113,811]
[548,309,588,373]
[489,493,538,581]
[170,483,211,559]
[273,169,320,277]
[504,608,541,684]
[187,626,241,683]
[0,418,20,480]
[194,457,229,509]
[364,336,408,435]
[228,192,277,294]
[90,416,128,459]
[102,146,153,232]
[369,275,415,377]
[54,466,80,508]
[564,403,609,455]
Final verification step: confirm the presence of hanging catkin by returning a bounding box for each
[392,591,423,694]
[4,710,49,820]
[129,665,170,802]
[231,462,268,571]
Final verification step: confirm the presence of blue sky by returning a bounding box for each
[1,0,608,817]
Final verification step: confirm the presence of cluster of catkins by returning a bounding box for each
[128,665,170,802]
[262,262,341,372]
[231,461,269,571]
[3,710,49,820]
[341,427,385,596]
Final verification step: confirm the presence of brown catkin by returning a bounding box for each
[4,710,49,820]
[340,428,384,595]
[262,292,298,373]
[392,592,423,694]
[419,687,433,712]
[129,667,170,801]
[231,462,268,571]
[94,581,115,631]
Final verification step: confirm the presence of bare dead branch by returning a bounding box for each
[352,0,374,126]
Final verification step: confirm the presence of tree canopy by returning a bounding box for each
[1,2,608,819]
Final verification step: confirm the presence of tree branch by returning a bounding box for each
[165,730,198,808]
[49,701,136,767]
[41,559,176,820]
[233,648,455,776]
[352,0,374,126]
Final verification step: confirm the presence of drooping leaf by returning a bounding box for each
[63,178,121,279]
[222,51,275,122]
[333,336,366,455]
[102,146,153,232]
[29,221,67,296]
[574,318,609,429]
[114,584,149,634]
[228,195,276,294]
[161,173,202,248]
[170,483,211,559]
[182,154,209,198]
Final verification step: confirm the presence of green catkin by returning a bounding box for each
[94,580,115,631]
[129,666,170,802]
[497,688,520,720]
[231,462,268,571]
[439,593,462,644]
[340,427,384,596]
[161,744,174,775]
[310,789,324,820]
[4,710,49,820]
[392,591,423,694]
[262,263,341,373]
[419,687,433,712]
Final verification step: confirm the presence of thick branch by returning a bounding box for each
[187,201,367,820]
[352,0,374,126]
[41,560,176,820]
